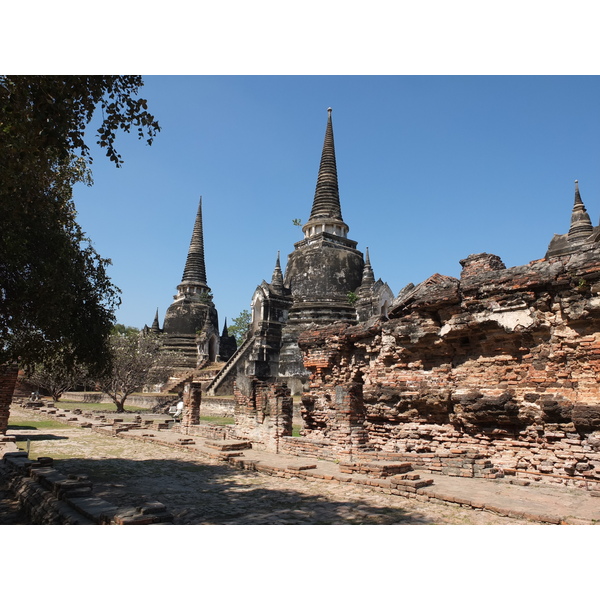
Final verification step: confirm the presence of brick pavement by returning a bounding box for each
[118,426,599,524]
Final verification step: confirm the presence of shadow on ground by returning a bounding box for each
[52,456,433,525]
[11,432,70,442]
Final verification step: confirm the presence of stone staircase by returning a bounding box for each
[205,334,255,396]
[162,359,211,394]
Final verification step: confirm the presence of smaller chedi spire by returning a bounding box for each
[361,247,375,287]
[219,317,237,361]
[568,180,593,242]
[150,308,161,333]
[270,251,284,292]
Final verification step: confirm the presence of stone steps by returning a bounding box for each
[203,440,252,452]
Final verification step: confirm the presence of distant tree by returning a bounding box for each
[112,324,140,337]
[0,76,160,376]
[21,352,90,403]
[98,333,175,413]
[228,309,252,345]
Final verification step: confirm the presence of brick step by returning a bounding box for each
[205,450,246,461]
[339,461,413,478]
[177,438,196,446]
[390,473,435,489]
[203,440,252,451]
[285,463,317,473]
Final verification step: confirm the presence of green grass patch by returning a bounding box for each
[200,415,234,426]
[8,419,75,430]
[292,425,302,437]
[55,400,150,413]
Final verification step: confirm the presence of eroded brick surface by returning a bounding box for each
[296,250,600,489]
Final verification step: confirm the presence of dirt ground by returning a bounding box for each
[4,406,533,525]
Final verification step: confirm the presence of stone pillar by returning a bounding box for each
[182,382,201,427]
[0,363,19,435]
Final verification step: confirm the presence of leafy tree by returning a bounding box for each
[228,309,252,345]
[0,76,160,375]
[21,353,91,403]
[98,333,175,413]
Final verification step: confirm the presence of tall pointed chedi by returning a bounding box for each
[283,107,363,324]
[306,107,344,225]
[180,197,208,287]
[162,197,220,368]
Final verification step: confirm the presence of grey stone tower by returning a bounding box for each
[283,107,365,326]
[207,109,393,396]
[162,197,220,368]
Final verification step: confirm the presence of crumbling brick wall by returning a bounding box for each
[297,251,600,488]
[234,378,292,452]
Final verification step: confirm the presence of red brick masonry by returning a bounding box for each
[296,251,600,490]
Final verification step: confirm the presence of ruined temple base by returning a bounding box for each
[4,404,600,525]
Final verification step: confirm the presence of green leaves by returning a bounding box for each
[0,76,159,372]
[228,309,252,345]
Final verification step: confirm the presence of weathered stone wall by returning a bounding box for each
[296,251,600,489]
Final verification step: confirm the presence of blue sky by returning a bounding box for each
[72,75,600,330]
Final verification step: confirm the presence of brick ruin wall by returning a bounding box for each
[295,251,600,489]
[0,364,19,435]
[233,378,293,453]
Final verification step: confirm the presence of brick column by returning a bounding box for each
[0,363,19,434]
[182,382,201,427]
[333,383,368,452]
